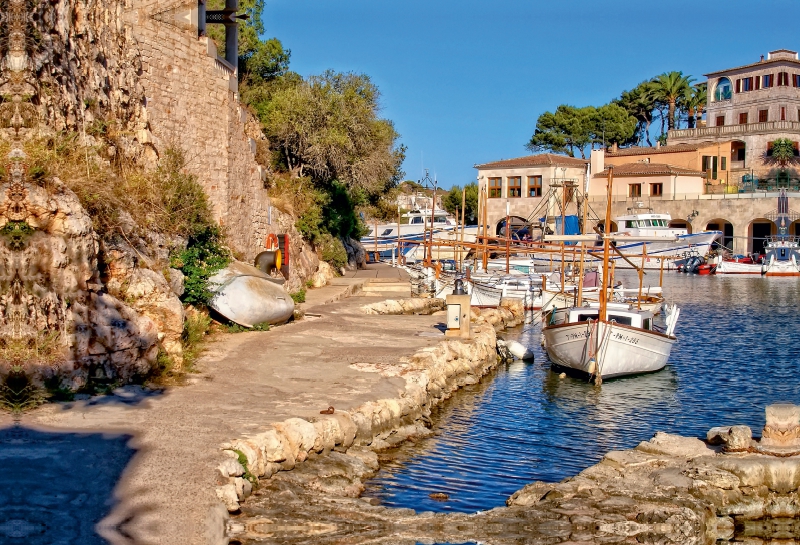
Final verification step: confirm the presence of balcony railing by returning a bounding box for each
[669,120,800,140]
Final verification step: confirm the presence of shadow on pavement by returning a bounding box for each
[0,424,140,544]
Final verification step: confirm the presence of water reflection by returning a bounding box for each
[365,273,800,513]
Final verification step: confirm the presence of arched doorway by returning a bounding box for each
[748,219,776,255]
[706,218,734,250]
[496,216,531,239]
[594,220,619,233]
[668,220,692,234]
[792,219,800,237]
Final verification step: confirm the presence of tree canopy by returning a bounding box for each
[442,183,479,224]
[527,104,636,158]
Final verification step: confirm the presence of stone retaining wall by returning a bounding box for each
[214,304,523,511]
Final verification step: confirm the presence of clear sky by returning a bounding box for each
[266,0,800,189]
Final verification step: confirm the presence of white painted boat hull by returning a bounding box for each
[208,262,295,327]
[715,260,762,275]
[543,321,675,379]
[764,256,800,276]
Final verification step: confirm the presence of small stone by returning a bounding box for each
[218,458,245,478]
[707,425,752,451]
[559,372,566,379]
[215,484,239,512]
[429,492,449,501]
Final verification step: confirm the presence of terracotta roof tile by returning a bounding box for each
[593,163,706,177]
[705,55,800,77]
[475,153,588,170]
[606,144,706,157]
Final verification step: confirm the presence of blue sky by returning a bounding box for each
[266,0,800,189]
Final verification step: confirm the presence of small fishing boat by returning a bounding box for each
[541,166,680,383]
[543,302,679,380]
[208,262,295,327]
[762,236,800,276]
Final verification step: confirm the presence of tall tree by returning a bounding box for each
[442,183,479,223]
[526,105,594,158]
[590,103,637,148]
[615,81,657,146]
[206,0,291,83]
[650,71,695,131]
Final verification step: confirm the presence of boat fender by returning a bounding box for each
[587,358,597,375]
[505,340,534,361]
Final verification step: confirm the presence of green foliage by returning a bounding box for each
[591,103,637,147]
[442,183,479,223]
[615,81,657,146]
[318,233,348,270]
[171,227,232,307]
[182,311,212,368]
[226,321,270,333]
[649,71,695,131]
[290,289,306,304]
[527,105,593,158]
[527,104,636,158]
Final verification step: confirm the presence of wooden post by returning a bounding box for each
[505,201,510,274]
[576,242,586,307]
[560,243,566,294]
[460,187,466,272]
[599,167,614,323]
[659,256,665,287]
[638,244,646,309]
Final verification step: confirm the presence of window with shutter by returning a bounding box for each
[716,115,725,127]
[755,77,761,90]
[781,107,786,121]
[759,109,768,122]
[736,79,741,93]
[739,112,748,124]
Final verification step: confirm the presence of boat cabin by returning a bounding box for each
[404,209,456,226]
[614,207,687,238]
[549,303,655,330]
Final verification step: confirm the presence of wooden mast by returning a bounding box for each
[598,166,614,323]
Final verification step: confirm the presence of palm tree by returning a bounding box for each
[684,83,707,129]
[650,72,695,131]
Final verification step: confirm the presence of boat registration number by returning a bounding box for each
[612,332,639,345]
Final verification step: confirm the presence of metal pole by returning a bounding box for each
[505,201,510,274]
[599,167,614,323]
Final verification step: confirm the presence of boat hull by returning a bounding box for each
[543,321,675,379]
[208,263,295,327]
[715,260,763,275]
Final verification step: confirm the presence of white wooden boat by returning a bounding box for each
[541,166,680,382]
[543,303,678,379]
[208,262,294,327]
[715,257,763,275]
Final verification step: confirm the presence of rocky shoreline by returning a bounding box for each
[215,297,800,545]
[215,298,525,512]
[228,401,800,544]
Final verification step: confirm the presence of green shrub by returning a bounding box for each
[182,311,212,370]
[290,289,306,304]
[318,233,348,270]
[226,321,270,333]
[171,226,231,307]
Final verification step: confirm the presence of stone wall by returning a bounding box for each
[124,0,318,289]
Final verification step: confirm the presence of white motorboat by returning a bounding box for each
[530,206,720,270]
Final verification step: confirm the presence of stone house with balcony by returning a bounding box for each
[475,154,588,234]
[669,49,800,185]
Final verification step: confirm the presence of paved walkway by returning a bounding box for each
[3,265,440,545]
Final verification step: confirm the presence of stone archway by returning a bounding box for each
[748,218,776,254]
[495,215,530,238]
[706,218,734,250]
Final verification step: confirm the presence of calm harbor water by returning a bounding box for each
[363,272,800,514]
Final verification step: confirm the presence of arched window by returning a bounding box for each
[714,77,732,101]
